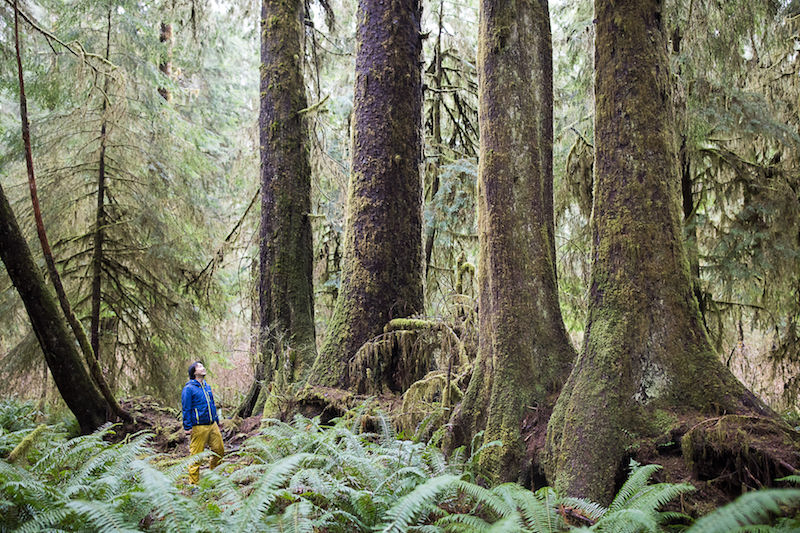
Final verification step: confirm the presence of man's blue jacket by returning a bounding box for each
[181,379,219,431]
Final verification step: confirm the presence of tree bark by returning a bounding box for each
[543,0,775,503]
[446,0,575,484]
[309,0,424,388]
[158,22,172,102]
[0,183,107,434]
[257,0,317,390]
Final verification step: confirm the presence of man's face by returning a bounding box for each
[194,363,207,379]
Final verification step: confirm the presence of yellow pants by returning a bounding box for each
[188,422,224,484]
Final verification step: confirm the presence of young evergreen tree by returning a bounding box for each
[446,0,576,484]
[239,0,317,417]
[309,0,424,388]
[0,0,246,397]
[543,0,784,503]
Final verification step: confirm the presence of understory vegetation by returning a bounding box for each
[1,398,799,532]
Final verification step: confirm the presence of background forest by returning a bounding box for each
[1,0,800,530]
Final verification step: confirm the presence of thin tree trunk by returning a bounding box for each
[14,1,125,422]
[158,22,172,102]
[446,0,575,484]
[424,0,445,273]
[257,0,317,389]
[309,0,424,389]
[543,0,777,503]
[90,9,112,367]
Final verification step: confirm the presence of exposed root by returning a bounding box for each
[294,385,355,425]
[682,415,800,496]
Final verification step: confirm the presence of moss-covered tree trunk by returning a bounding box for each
[447,0,576,484]
[309,0,424,388]
[255,0,317,400]
[543,0,778,503]
[0,182,107,434]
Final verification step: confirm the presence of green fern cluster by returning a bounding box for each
[2,416,799,532]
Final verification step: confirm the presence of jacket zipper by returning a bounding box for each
[201,385,212,424]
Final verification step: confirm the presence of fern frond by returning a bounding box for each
[435,512,492,532]
[514,486,566,532]
[486,516,524,532]
[230,452,315,527]
[130,459,202,533]
[560,496,606,521]
[380,474,461,532]
[622,482,695,516]
[594,507,662,533]
[608,463,662,512]
[378,412,396,446]
[66,499,140,533]
[686,489,800,533]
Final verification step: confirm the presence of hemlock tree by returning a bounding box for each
[0,182,108,434]
[0,0,242,397]
[239,0,317,418]
[447,0,576,484]
[309,0,424,388]
[543,0,783,503]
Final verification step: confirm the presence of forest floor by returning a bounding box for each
[109,394,799,517]
[112,396,263,457]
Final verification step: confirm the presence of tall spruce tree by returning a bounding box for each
[447,0,575,484]
[309,0,424,389]
[543,0,787,503]
[239,0,317,417]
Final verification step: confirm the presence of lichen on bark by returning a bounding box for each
[309,0,424,390]
[446,0,576,485]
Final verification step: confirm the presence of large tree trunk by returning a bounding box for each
[543,0,780,503]
[0,183,107,434]
[309,0,424,388]
[257,0,317,392]
[446,0,575,484]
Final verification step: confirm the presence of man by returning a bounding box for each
[181,361,224,484]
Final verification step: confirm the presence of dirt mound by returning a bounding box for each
[112,396,263,455]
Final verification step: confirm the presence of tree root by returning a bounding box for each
[682,415,800,496]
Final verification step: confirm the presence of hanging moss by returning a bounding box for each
[397,370,465,441]
[349,329,437,395]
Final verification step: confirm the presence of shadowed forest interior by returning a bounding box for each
[1,0,800,530]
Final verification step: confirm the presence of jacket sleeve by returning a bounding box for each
[210,388,219,423]
[181,386,192,431]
